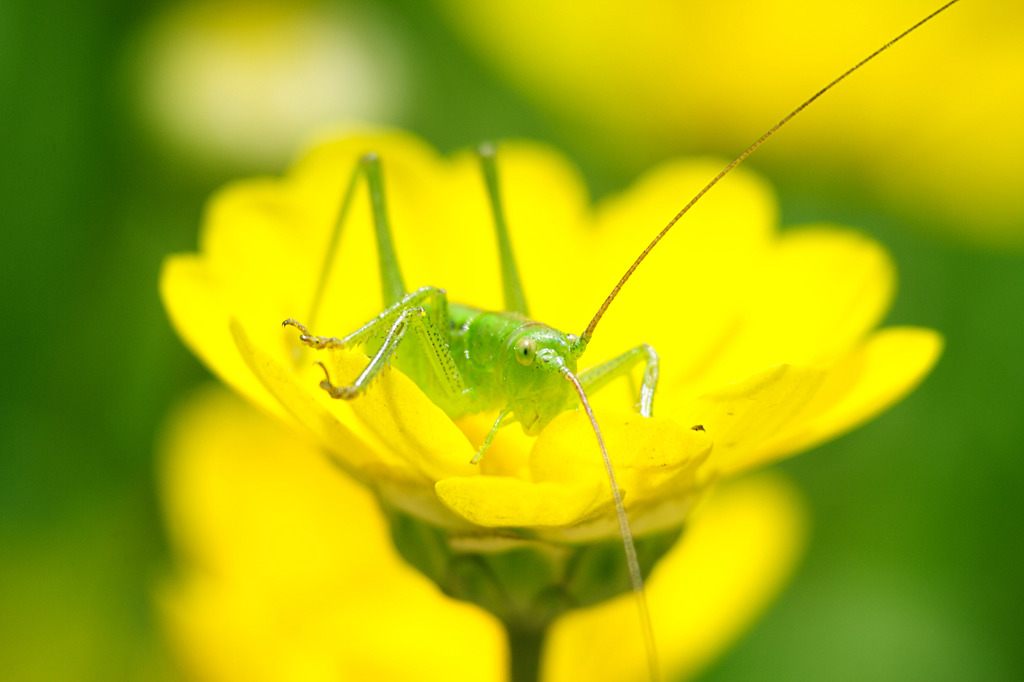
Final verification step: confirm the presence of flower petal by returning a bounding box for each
[316,343,480,483]
[436,411,711,537]
[441,140,592,322]
[435,475,607,529]
[733,326,944,473]
[679,227,896,393]
[162,131,478,403]
[543,473,807,682]
[158,386,505,682]
[231,318,478,525]
[680,363,827,477]
[160,254,282,415]
[572,161,778,379]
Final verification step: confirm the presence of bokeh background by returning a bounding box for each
[3,0,1022,679]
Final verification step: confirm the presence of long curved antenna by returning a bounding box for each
[561,367,660,682]
[578,0,961,346]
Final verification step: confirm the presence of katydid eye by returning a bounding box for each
[514,338,536,365]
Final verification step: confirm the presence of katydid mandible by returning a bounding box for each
[283,2,961,679]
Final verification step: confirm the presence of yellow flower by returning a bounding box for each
[159,385,806,681]
[160,129,940,677]
[131,0,406,171]
[434,0,1024,246]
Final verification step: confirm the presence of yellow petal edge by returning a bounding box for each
[544,473,808,682]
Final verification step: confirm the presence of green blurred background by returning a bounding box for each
[2,0,1022,680]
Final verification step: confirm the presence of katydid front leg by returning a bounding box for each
[578,344,661,417]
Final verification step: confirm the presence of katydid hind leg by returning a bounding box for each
[306,158,362,330]
[306,151,408,332]
[362,153,408,308]
[477,143,529,316]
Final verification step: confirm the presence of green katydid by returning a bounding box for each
[282,2,960,679]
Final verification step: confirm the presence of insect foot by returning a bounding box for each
[314,360,360,400]
[282,318,344,350]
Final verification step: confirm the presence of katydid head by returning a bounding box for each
[502,326,577,435]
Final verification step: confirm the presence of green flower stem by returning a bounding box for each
[507,626,544,682]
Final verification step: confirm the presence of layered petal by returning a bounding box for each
[161,255,281,414]
[544,474,808,682]
[158,386,505,682]
[231,318,477,525]
[159,131,945,682]
[734,326,944,473]
[158,387,806,682]
[658,226,897,397]
[436,412,712,538]
[682,364,827,477]
[163,129,939,544]
[674,327,942,476]
[569,160,777,376]
[159,128,945,682]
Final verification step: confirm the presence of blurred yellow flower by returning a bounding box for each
[131,0,405,171]
[160,129,941,678]
[159,385,806,681]
[434,0,1024,246]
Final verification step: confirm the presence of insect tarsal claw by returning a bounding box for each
[312,360,360,399]
[281,318,307,333]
